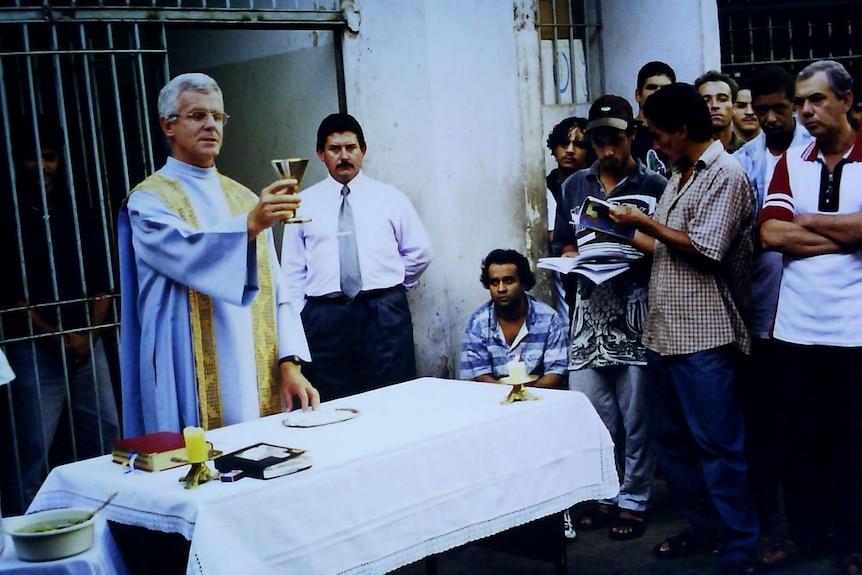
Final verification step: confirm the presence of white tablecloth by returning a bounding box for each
[0,518,128,575]
[0,348,13,386]
[29,378,618,575]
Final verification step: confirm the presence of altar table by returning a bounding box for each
[29,378,618,575]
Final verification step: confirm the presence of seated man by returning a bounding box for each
[459,249,568,389]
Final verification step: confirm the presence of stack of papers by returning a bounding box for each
[539,242,647,285]
[539,257,629,285]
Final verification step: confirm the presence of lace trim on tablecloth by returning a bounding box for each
[29,488,196,540]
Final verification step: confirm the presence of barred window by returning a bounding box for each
[719,0,862,80]
[537,0,600,105]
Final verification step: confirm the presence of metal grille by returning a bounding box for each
[4,1,343,26]
[0,2,346,516]
[0,16,168,516]
[537,0,601,105]
[719,0,862,79]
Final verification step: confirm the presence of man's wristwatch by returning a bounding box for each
[278,355,303,366]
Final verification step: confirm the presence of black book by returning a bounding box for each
[214,443,311,479]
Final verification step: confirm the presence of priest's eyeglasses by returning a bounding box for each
[169,110,230,126]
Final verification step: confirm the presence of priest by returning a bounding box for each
[119,73,319,436]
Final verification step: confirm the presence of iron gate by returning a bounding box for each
[0,1,346,515]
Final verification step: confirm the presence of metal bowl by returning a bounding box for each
[6,508,96,561]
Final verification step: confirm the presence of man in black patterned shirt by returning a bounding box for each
[552,95,666,542]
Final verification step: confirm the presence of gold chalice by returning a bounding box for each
[271,158,310,223]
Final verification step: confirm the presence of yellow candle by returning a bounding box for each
[183,426,208,463]
[506,360,528,383]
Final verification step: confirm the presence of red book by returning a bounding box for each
[112,431,209,472]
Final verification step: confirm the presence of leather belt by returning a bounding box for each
[306,285,403,304]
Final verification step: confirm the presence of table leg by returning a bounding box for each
[424,553,438,575]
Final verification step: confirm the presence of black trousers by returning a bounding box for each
[301,286,417,401]
[735,337,780,526]
[770,340,862,552]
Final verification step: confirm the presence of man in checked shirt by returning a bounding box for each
[610,83,759,575]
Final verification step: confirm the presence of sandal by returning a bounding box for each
[653,527,714,559]
[760,538,807,569]
[576,502,615,531]
[840,552,862,575]
[608,509,646,541]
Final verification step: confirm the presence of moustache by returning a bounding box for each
[336,161,353,169]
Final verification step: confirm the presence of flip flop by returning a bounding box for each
[653,527,715,559]
[576,503,615,531]
[761,538,807,569]
[608,509,646,541]
[840,552,862,575]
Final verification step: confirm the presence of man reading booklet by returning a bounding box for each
[551,94,666,542]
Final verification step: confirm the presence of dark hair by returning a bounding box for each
[480,249,535,291]
[316,113,367,152]
[637,61,676,93]
[798,60,853,99]
[694,70,739,101]
[14,119,64,160]
[546,116,588,150]
[749,65,796,101]
[643,82,713,143]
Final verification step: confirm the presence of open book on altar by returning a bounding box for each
[214,443,312,479]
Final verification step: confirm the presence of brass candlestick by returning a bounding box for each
[271,158,310,223]
[498,375,541,404]
[177,447,222,489]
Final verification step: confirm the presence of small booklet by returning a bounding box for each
[214,443,312,480]
[578,196,636,240]
[112,431,212,472]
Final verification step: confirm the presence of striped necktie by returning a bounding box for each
[338,185,363,298]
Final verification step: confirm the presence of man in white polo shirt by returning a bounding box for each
[759,59,862,570]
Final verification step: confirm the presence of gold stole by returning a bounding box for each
[130,173,281,430]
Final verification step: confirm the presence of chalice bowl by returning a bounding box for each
[271,158,310,223]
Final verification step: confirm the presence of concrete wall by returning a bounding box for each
[600,0,721,108]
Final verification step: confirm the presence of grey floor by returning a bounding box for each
[392,480,847,575]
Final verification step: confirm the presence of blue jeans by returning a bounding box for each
[6,338,119,509]
[646,346,759,563]
[569,365,653,512]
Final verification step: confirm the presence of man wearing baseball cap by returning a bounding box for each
[551,94,666,541]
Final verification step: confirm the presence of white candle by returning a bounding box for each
[183,426,208,463]
[506,360,528,383]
